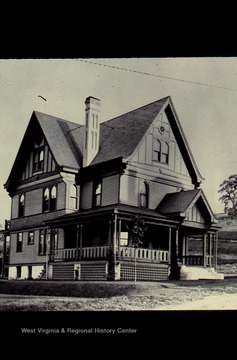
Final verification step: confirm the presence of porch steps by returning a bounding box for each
[38,268,46,280]
[180,266,224,280]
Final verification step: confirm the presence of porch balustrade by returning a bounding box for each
[182,255,214,267]
[53,246,169,263]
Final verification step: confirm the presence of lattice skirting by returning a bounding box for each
[120,262,169,281]
[51,261,169,281]
[51,261,108,281]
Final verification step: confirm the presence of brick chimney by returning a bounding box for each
[83,96,101,167]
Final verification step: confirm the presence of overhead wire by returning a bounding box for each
[78,59,237,92]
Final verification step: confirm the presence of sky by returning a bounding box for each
[0,57,237,226]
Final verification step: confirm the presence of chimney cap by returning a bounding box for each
[85,96,101,104]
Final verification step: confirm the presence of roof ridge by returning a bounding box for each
[33,110,82,127]
[102,96,170,125]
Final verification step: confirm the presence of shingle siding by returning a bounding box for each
[102,175,119,206]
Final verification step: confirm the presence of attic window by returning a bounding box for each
[153,139,161,162]
[161,141,169,164]
[33,148,44,172]
[153,139,169,164]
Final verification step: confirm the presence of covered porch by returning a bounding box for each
[45,204,180,281]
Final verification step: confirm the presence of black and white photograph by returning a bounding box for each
[1,57,237,339]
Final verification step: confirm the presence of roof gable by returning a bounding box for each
[34,111,83,169]
[4,111,83,193]
[157,188,217,223]
[90,96,169,165]
[91,96,203,187]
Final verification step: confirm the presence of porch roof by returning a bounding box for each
[157,188,218,223]
[44,203,179,227]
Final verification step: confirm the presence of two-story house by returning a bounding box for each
[3,96,223,281]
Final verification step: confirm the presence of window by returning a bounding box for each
[140,181,149,208]
[161,141,169,164]
[16,233,23,252]
[70,184,78,209]
[50,186,57,211]
[43,186,57,212]
[19,194,25,217]
[28,231,34,245]
[154,139,161,162]
[93,180,102,207]
[39,229,47,255]
[153,139,169,164]
[33,148,44,172]
[43,188,50,212]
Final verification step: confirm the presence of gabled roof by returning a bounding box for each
[91,96,170,165]
[4,111,84,193]
[157,189,201,215]
[5,95,203,192]
[34,111,84,169]
[90,96,203,186]
[157,188,217,223]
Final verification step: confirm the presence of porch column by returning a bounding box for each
[214,232,218,269]
[50,228,55,262]
[209,233,213,267]
[176,228,179,258]
[169,227,180,280]
[118,219,122,258]
[203,233,207,267]
[168,227,172,264]
[76,224,80,261]
[113,214,118,262]
[79,224,83,260]
[46,227,51,281]
[182,236,186,265]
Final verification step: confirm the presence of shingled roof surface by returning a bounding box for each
[157,189,201,215]
[91,96,169,165]
[34,111,84,169]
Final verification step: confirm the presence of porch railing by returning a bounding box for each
[182,255,214,266]
[119,246,168,262]
[53,246,169,263]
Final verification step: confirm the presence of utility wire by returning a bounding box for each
[78,59,237,92]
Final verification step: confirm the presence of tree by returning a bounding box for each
[127,214,148,283]
[218,174,237,218]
